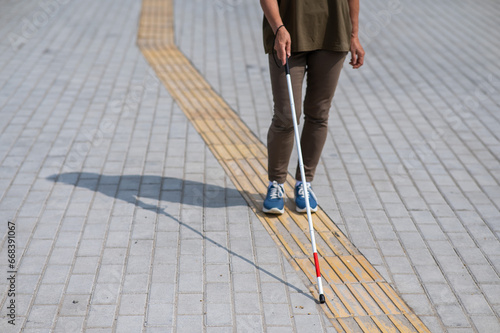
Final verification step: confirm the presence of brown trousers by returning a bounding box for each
[267,50,347,183]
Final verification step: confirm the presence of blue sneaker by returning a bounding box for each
[263,181,285,214]
[295,182,318,213]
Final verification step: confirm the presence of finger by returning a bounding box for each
[276,46,283,64]
[278,47,286,66]
[353,51,364,68]
[350,52,357,66]
[357,52,365,67]
[282,50,288,65]
[282,39,291,65]
[274,43,284,65]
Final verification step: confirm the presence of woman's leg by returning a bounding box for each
[267,52,307,184]
[295,50,347,182]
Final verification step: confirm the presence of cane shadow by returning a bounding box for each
[47,172,315,301]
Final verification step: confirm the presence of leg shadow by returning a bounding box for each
[47,172,314,300]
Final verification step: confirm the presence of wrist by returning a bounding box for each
[274,24,285,35]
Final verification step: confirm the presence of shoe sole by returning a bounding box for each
[263,207,284,215]
[295,205,318,213]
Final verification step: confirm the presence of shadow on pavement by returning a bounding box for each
[47,172,315,301]
[47,172,245,208]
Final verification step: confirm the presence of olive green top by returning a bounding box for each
[263,0,352,54]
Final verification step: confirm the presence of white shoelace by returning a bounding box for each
[297,183,317,200]
[269,182,284,199]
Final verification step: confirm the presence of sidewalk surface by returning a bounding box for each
[1,0,500,332]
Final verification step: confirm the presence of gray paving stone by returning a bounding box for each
[471,315,500,333]
[115,316,144,333]
[232,273,259,294]
[77,239,103,257]
[59,294,91,317]
[434,303,470,328]
[54,316,85,333]
[392,274,425,294]
[48,247,76,265]
[235,314,263,332]
[96,264,123,284]
[150,265,176,287]
[24,305,58,329]
[122,274,149,294]
[147,303,174,327]
[419,316,446,333]
[206,283,232,306]
[204,264,230,284]
[179,255,202,273]
[294,314,324,332]
[86,304,117,328]
[447,273,481,295]
[17,256,46,275]
[403,293,435,316]
[459,293,495,316]
[468,264,500,284]
[234,292,261,315]
[261,282,289,305]
[101,247,127,265]
[262,303,293,327]
[178,271,203,294]
[33,283,65,305]
[66,274,95,294]
[119,294,148,316]
[15,274,40,295]
[256,263,288,285]
[378,240,405,257]
[391,217,418,232]
[437,256,469,275]
[205,302,233,327]
[92,283,121,305]
[148,283,176,304]
[416,265,448,284]
[40,264,71,285]
[447,329,475,333]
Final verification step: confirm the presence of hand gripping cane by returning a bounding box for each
[284,56,325,304]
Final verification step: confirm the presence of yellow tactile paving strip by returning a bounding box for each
[137,0,430,331]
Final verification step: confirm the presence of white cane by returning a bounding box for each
[285,56,325,304]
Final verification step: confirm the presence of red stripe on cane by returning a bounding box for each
[313,252,321,278]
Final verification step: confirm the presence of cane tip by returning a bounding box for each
[319,294,325,304]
